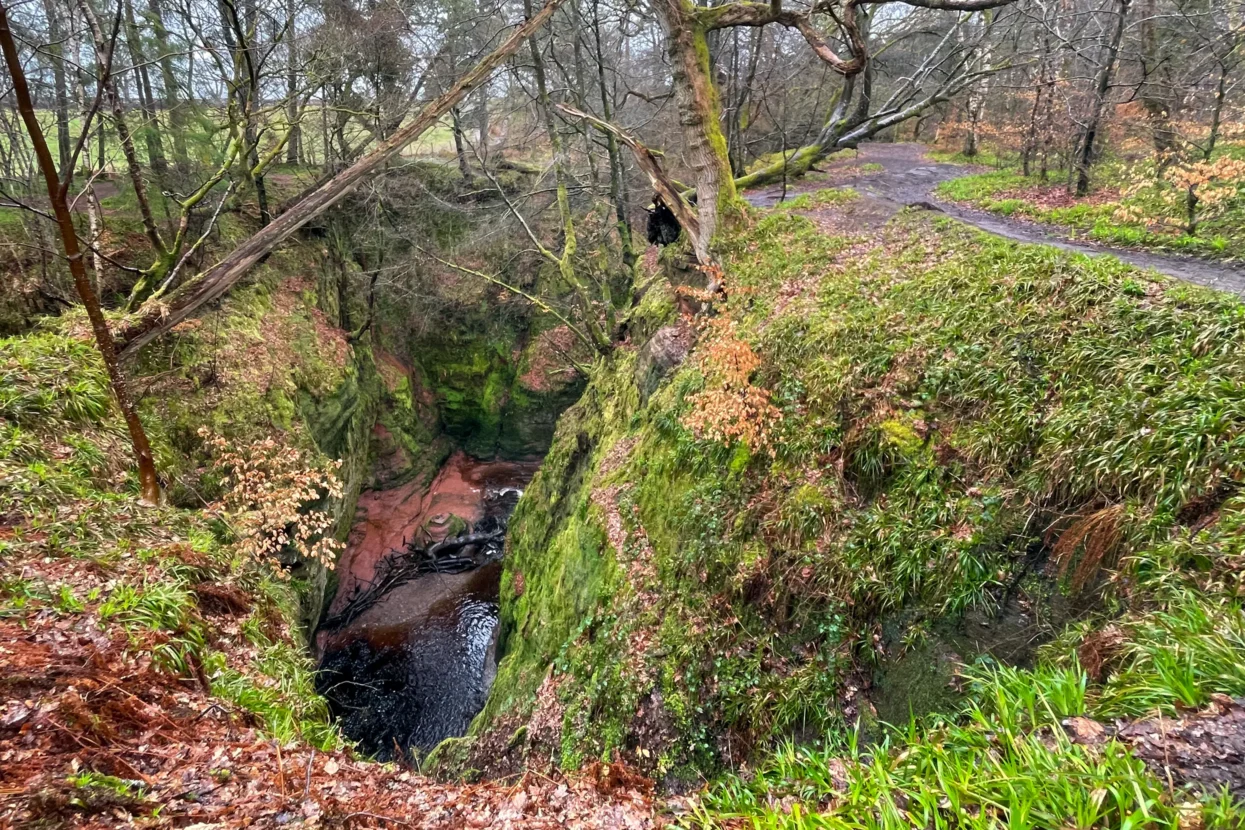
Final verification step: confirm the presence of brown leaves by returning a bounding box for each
[199,428,345,579]
[682,316,780,452]
[1116,155,1245,230]
[1,611,662,828]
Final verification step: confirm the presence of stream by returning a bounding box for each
[745,143,1245,297]
[315,452,540,761]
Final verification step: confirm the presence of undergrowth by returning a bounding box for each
[0,328,343,752]
[936,164,1245,261]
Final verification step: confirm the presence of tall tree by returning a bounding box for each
[116,0,568,356]
[1075,0,1131,195]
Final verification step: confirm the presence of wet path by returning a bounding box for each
[745,143,1245,297]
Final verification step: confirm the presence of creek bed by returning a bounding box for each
[315,453,537,761]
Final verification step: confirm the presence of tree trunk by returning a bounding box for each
[731,7,876,191]
[117,0,566,357]
[451,106,473,184]
[1075,0,1130,196]
[40,0,72,176]
[1138,0,1176,161]
[522,0,612,348]
[146,0,189,167]
[651,0,741,261]
[0,0,161,505]
[122,0,166,177]
[285,0,300,164]
[77,0,168,258]
[591,0,634,270]
[1021,37,1051,177]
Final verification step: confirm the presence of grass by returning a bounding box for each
[777,188,859,210]
[689,668,1242,828]
[0,314,351,751]
[689,489,1245,826]
[925,147,1015,169]
[474,200,1245,823]
[935,162,1245,261]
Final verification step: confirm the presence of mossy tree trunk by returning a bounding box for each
[691,0,1010,197]
[652,0,744,261]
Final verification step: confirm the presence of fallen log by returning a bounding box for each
[116,0,566,358]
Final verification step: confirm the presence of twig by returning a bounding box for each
[342,813,411,826]
[413,245,598,360]
[303,749,315,800]
[153,182,235,300]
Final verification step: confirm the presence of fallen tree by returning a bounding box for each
[116,0,566,358]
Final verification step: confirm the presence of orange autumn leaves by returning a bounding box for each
[682,313,780,453]
[199,428,345,578]
[1116,154,1245,232]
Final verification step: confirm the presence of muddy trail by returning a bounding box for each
[745,143,1245,297]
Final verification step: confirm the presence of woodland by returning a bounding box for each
[2,0,1245,825]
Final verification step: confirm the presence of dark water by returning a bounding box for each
[315,485,521,761]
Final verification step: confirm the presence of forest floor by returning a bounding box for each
[8,148,1245,829]
[745,142,1245,296]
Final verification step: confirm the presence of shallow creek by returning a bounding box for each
[315,452,539,760]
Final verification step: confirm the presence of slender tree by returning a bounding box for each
[0,0,161,504]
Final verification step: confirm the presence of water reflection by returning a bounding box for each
[316,467,529,761]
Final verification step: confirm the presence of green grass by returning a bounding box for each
[689,668,1243,828]
[779,188,859,210]
[936,167,1245,261]
[473,202,1245,820]
[0,324,348,751]
[925,147,1015,169]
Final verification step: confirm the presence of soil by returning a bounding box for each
[744,143,1245,297]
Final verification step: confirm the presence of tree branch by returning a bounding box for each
[115,0,568,358]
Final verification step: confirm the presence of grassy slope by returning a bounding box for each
[475,197,1245,825]
[0,256,362,744]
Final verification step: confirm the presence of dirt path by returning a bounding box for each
[745,143,1245,297]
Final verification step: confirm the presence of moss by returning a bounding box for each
[421,736,480,779]
[878,417,924,457]
[475,203,1245,781]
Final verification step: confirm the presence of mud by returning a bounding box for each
[745,143,1245,296]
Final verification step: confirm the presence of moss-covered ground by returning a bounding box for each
[469,194,1245,825]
